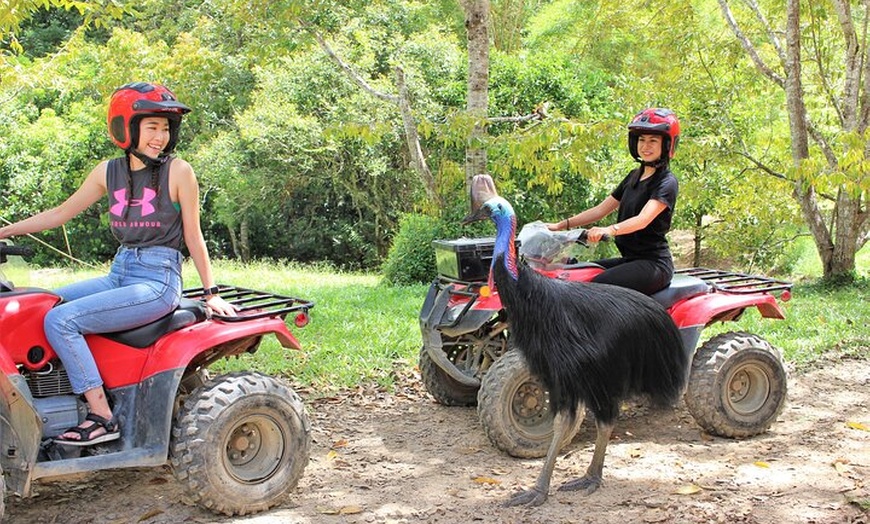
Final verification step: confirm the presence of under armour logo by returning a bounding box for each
[110,188,157,217]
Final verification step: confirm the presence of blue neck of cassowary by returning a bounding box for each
[487,197,519,286]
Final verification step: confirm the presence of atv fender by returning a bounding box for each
[420,281,495,389]
[422,328,480,389]
[139,317,300,382]
[669,292,785,329]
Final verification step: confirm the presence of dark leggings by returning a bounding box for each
[591,257,673,295]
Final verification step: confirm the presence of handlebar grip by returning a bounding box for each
[0,242,34,257]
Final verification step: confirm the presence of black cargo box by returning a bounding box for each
[432,237,520,282]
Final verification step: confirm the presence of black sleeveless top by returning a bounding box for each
[106,157,183,250]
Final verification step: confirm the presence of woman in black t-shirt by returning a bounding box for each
[548,108,681,295]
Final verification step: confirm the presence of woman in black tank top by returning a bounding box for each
[0,83,236,446]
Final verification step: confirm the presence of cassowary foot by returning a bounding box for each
[557,474,602,495]
[503,487,548,507]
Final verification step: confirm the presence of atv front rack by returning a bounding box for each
[676,268,792,295]
[183,285,314,322]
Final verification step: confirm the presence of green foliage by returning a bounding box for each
[2,0,865,280]
[381,213,450,286]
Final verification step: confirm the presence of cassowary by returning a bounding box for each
[464,174,689,507]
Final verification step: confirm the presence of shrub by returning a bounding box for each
[382,212,485,285]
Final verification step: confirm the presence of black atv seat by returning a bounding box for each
[650,274,710,310]
[101,298,208,349]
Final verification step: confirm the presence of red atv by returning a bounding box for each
[0,241,313,518]
[419,224,793,458]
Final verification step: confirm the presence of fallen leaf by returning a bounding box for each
[326,450,339,461]
[339,505,364,515]
[846,421,868,431]
[332,439,349,448]
[754,461,771,468]
[137,508,164,522]
[833,458,851,474]
[673,484,703,495]
[472,476,501,485]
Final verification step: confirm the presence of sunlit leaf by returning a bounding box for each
[472,476,501,485]
[673,484,703,495]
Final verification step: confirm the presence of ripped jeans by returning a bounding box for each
[44,246,183,394]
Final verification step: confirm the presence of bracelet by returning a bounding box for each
[203,285,220,298]
[565,217,571,229]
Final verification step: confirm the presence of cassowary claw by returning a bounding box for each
[557,474,602,495]
[504,487,548,507]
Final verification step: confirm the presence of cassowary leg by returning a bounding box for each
[557,418,614,495]
[504,411,576,507]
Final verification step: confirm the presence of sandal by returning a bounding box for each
[54,413,120,447]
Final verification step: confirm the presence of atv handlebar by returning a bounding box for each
[0,241,34,263]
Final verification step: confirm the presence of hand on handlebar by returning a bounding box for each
[586,226,612,243]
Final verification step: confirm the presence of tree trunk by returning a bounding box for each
[461,0,490,206]
[783,0,834,274]
[228,225,240,260]
[693,213,703,267]
[721,0,868,281]
[240,217,251,263]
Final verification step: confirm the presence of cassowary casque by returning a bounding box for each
[463,174,689,507]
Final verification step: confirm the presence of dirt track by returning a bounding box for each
[5,356,869,524]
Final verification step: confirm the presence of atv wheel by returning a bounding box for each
[478,350,583,458]
[419,320,507,406]
[170,371,311,516]
[419,345,479,406]
[685,332,787,438]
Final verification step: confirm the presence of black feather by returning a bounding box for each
[493,256,688,424]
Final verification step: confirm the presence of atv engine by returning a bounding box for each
[22,362,86,438]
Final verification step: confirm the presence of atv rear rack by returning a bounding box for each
[676,268,792,295]
[183,285,314,322]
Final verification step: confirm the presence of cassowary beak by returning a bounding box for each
[462,174,499,224]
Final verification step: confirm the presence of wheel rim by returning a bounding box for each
[510,380,552,437]
[223,415,286,483]
[726,363,771,415]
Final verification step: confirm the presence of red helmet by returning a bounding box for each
[107,82,191,153]
[627,108,680,162]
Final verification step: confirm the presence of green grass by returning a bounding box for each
[2,245,867,395]
[8,260,429,396]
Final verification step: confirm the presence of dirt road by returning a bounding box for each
[6,356,868,524]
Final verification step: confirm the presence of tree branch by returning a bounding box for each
[744,0,786,66]
[718,0,785,87]
[303,24,440,204]
[831,0,861,130]
[307,27,399,105]
[860,0,870,132]
[394,66,438,203]
[487,102,551,123]
[809,4,846,128]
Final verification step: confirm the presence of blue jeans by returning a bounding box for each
[44,246,183,394]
